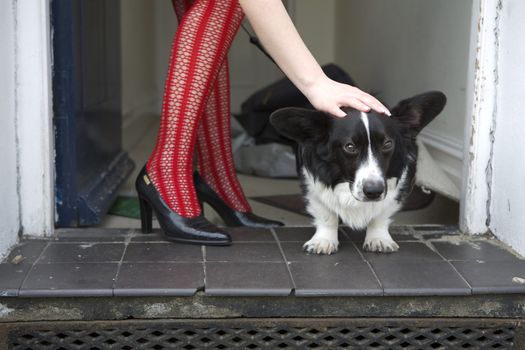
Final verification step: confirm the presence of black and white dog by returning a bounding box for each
[270,91,446,254]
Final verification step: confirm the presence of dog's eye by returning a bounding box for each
[383,139,393,151]
[344,143,358,154]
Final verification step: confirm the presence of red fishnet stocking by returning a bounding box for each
[173,0,251,213]
[196,63,251,212]
[147,0,244,217]
[172,0,251,212]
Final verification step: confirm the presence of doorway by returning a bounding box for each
[52,0,134,227]
[95,0,460,230]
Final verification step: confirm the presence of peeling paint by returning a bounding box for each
[34,305,83,320]
[143,303,171,318]
[426,231,524,260]
[0,303,15,318]
[79,243,95,249]
[463,0,507,235]
[512,277,525,285]
[427,234,481,249]
[12,0,23,239]
[485,0,503,228]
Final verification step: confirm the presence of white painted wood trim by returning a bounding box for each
[419,129,463,187]
[460,0,499,235]
[419,129,464,161]
[0,1,21,259]
[15,0,54,237]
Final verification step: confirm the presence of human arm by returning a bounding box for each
[238,0,390,117]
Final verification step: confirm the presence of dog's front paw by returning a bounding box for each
[363,237,399,253]
[303,237,339,255]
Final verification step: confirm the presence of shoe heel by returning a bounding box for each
[138,196,153,233]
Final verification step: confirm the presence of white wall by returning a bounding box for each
[120,0,171,150]
[120,1,159,119]
[15,1,54,239]
[229,0,337,113]
[334,0,473,191]
[0,1,54,258]
[292,0,336,66]
[489,0,525,254]
[0,1,21,259]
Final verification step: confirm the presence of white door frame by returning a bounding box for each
[460,0,500,236]
[7,0,54,245]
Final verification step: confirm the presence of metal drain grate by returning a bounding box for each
[8,320,517,349]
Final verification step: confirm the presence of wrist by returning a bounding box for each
[296,69,326,97]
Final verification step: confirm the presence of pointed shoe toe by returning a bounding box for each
[194,172,284,228]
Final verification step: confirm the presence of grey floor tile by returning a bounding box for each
[412,226,461,240]
[280,242,363,263]
[420,232,461,240]
[340,228,365,242]
[370,261,471,296]
[0,264,30,296]
[432,241,520,261]
[123,242,203,262]
[413,225,459,233]
[274,227,316,242]
[39,243,125,263]
[4,240,48,265]
[361,242,444,263]
[227,227,275,242]
[206,243,283,262]
[114,262,204,296]
[131,230,166,242]
[0,241,48,296]
[54,228,131,242]
[343,228,418,244]
[452,261,525,294]
[20,263,119,297]
[290,260,382,296]
[205,262,292,296]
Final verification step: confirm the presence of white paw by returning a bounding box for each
[303,238,339,255]
[363,237,399,253]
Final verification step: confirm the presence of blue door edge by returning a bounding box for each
[52,0,78,227]
[52,0,134,227]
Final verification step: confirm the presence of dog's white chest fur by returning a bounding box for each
[301,167,408,254]
[302,168,406,230]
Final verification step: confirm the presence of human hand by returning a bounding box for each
[303,76,391,118]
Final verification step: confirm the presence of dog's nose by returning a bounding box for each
[363,180,385,200]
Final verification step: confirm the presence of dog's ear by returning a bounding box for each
[391,91,446,134]
[270,107,330,143]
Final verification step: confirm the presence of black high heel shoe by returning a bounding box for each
[136,166,231,246]
[193,172,284,228]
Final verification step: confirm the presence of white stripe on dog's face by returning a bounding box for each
[351,112,385,201]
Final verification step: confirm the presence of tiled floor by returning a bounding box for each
[3,121,518,302]
[2,226,524,298]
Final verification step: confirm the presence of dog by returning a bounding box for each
[270,91,446,254]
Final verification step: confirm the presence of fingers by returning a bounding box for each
[346,99,371,114]
[306,78,391,118]
[329,100,371,118]
[356,91,391,116]
[330,107,347,118]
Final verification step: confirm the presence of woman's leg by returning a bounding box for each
[146,0,244,218]
[173,0,251,213]
[195,62,251,212]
